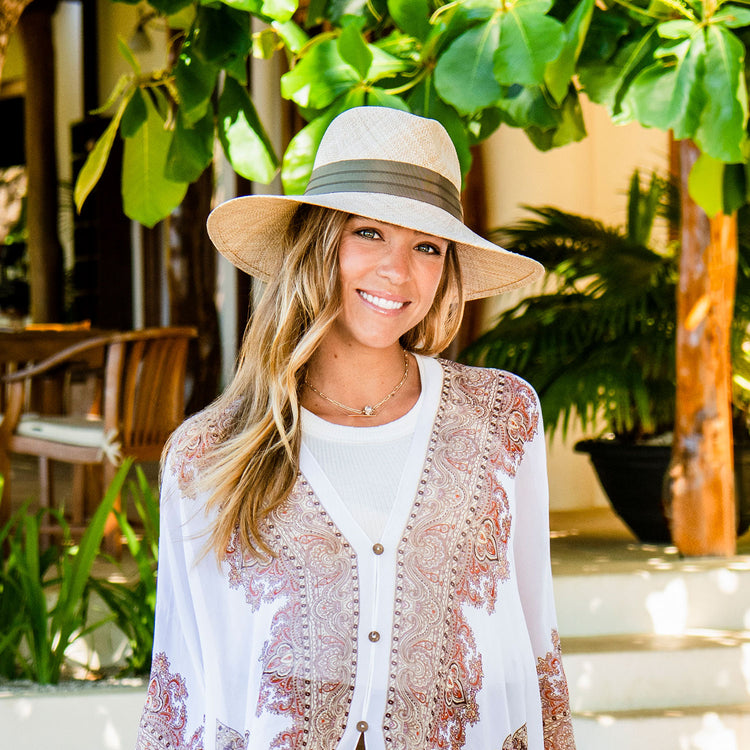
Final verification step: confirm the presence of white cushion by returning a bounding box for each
[16,414,105,448]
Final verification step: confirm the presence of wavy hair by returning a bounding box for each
[193,204,464,559]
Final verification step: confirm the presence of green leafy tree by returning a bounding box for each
[74,0,596,224]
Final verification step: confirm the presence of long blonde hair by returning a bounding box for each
[197,204,464,559]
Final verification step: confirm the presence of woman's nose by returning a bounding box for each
[376,243,410,283]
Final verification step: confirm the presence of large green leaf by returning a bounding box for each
[688,151,724,218]
[166,109,214,183]
[338,23,373,78]
[467,106,506,145]
[261,0,298,22]
[388,0,431,41]
[545,0,594,104]
[577,8,630,65]
[366,87,410,111]
[578,27,661,123]
[120,88,148,139]
[525,87,586,151]
[281,39,360,108]
[712,4,750,27]
[218,77,279,183]
[122,92,189,227]
[434,16,503,115]
[269,19,309,54]
[74,89,132,213]
[497,84,557,130]
[253,21,309,60]
[368,44,411,81]
[175,35,219,125]
[628,26,706,140]
[695,24,748,164]
[494,0,564,87]
[225,52,249,86]
[193,5,252,65]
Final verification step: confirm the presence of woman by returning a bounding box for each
[135,107,575,750]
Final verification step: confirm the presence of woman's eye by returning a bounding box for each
[355,227,380,240]
[417,243,442,255]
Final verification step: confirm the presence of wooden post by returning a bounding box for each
[18,0,64,323]
[668,140,737,556]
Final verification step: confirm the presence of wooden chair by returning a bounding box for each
[0,327,197,554]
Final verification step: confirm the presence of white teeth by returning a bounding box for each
[359,291,405,310]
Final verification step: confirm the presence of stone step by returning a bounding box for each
[571,704,750,750]
[563,631,750,713]
[0,680,146,750]
[552,553,750,637]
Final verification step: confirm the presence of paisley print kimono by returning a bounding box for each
[136,358,575,750]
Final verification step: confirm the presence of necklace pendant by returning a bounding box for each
[363,405,375,416]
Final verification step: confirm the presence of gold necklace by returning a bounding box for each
[304,350,410,417]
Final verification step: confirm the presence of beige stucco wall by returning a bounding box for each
[95,0,169,108]
[482,99,670,511]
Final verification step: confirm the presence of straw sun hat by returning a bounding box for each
[206,106,543,300]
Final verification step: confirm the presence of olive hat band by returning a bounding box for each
[304,159,464,223]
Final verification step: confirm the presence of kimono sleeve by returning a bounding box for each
[513,391,576,750]
[135,448,207,750]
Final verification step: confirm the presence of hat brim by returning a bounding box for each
[206,193,543,300]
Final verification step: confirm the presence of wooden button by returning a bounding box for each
[356,721,369,732]
[372,543,384,555]
[368,631,380,642]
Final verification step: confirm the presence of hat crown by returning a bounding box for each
[312,107,462,190]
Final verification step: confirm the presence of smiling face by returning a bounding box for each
[328,215,448,354]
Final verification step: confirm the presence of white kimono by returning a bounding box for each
[135,359,576,750]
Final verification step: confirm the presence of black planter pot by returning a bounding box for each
[575,438,750,544]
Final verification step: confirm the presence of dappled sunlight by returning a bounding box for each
[681,712,738,750]
[573,710,746,750]
[646,578,689,635]
[742,643,750,698]
[9,696,32,720]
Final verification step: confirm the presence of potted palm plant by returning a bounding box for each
[462,171,750,543]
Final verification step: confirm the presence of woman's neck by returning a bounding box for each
[302,342,421,426]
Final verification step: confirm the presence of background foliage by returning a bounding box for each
[75,0,750,227]
[0,461,159,683]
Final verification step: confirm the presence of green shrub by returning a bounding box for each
[92,466,159,675]
[0,460,132,683]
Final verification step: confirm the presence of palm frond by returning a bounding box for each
[463,169,683,440]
